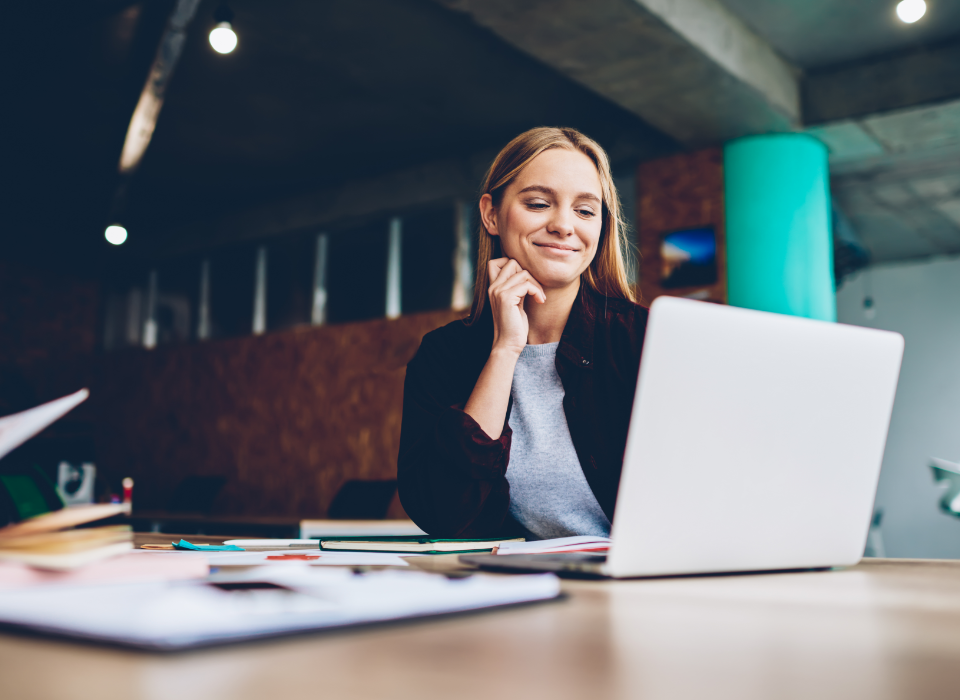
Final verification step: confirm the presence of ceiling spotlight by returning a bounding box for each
[896,0,926,24]
[209,5,237,54]
[105,224,128,246]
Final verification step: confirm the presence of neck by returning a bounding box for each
[524,277,580,345]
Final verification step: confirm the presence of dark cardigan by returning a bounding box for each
[397,285,649,538]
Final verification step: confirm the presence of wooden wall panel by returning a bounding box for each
[0,261,100,467]
[94,309,464,518]
[0,263,98,369]
[0,262,99,407]
[636,148,727,305]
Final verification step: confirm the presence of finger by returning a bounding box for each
[498,271,546,304]
[495,270,543,304]
[489,258,521,287]
[488,263,516,299]
[498,278,547,306]
[518,281,547,305]
[501,270,544,296]
[487,258,511,285]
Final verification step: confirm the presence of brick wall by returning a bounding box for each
[93,309,463,518]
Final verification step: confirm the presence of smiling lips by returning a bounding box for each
[534,242,579,253]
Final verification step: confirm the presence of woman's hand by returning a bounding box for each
[487,257,546,356]
[463,258,545,438]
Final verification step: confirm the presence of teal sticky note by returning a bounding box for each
[173,540,244,552]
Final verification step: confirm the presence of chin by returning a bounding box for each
[529,264,583,290]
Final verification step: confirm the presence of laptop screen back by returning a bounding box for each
[606,297,903,578]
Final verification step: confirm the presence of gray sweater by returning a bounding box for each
[505,342,611,540]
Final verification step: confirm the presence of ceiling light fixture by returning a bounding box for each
[105,224,128,246]
[896,0,926,24]
[209,5,237,54]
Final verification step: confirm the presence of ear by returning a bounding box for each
[479,193,500,237]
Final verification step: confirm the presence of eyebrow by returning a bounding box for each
[518,185,601,203]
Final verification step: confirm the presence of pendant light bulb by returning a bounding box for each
[210,5,237,54]
[896,0,926,24]
[105,225,128,245]
[209,22,237,54]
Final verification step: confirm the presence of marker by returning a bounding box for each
[122,477,134,514]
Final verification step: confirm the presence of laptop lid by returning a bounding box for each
[605,297,903,578]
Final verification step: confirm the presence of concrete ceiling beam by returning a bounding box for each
[804,40,960,125]
[431,0,800,146]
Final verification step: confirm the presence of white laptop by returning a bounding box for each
[463,296,904,578]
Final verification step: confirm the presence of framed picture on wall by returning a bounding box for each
[660,227,718,290]
[636,148,726,305]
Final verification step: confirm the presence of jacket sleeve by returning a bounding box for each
[396,334,515,538]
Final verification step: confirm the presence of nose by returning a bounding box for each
[546,207,575,237]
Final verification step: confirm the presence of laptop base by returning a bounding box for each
[460,553,837,580]
[460,553,610,578]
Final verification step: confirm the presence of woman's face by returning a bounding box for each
[481,148,604,291]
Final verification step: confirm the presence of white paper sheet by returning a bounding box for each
[0,569,560,649]
[497,535,611,555]
[222,539,319,550]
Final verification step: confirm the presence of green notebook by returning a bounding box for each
[318,536,525,554]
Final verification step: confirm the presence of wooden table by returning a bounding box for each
[1,558,958,700]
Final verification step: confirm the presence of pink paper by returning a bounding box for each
[0,552,208,589]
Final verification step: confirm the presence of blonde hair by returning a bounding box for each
[467,126,635,323]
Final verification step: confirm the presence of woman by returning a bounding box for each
[398,127,648,539]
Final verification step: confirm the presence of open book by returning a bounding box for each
[0,503,132,571]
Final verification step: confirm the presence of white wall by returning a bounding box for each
[837,256,960,558]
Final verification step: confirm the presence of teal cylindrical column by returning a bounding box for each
[724,134,836,322]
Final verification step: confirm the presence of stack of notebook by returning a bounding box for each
[319,537,525,554]
[0,503,132,571]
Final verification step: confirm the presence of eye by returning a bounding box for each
[525,200,549,211]
[577,207,597,217]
